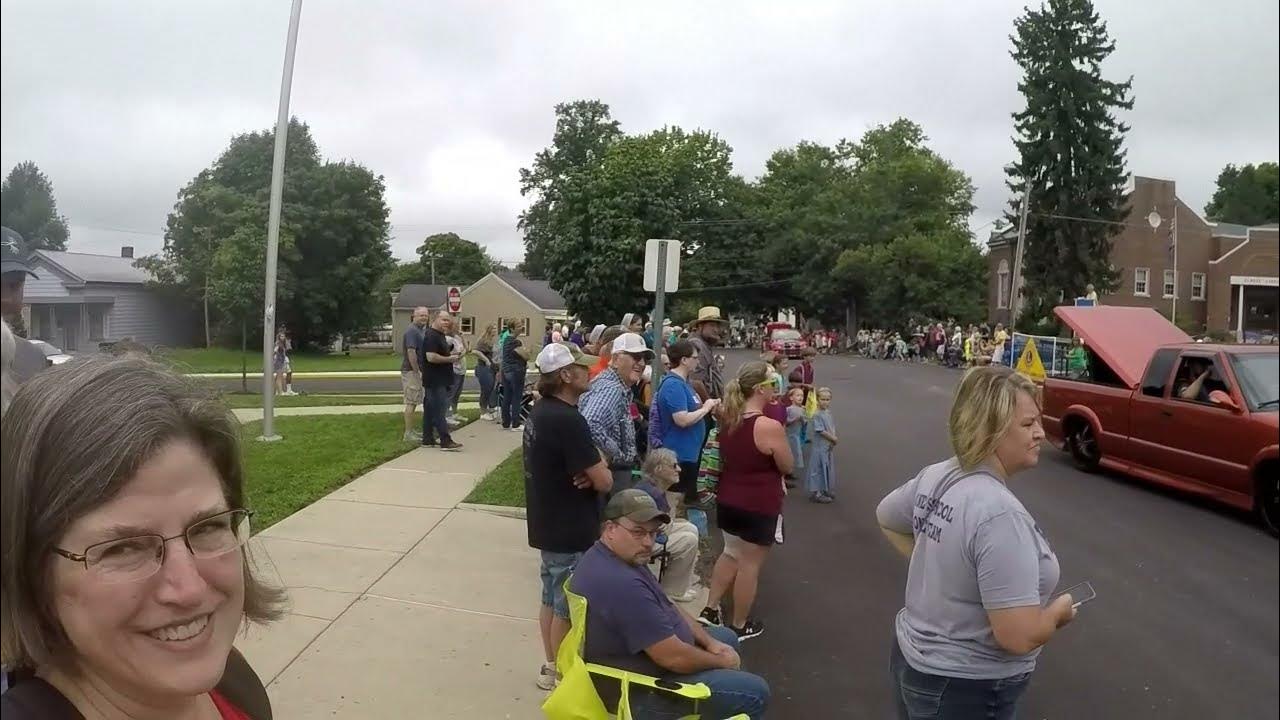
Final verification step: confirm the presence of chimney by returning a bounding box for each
[121,246,134,258]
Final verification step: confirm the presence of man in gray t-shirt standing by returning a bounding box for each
[400,306,429,441]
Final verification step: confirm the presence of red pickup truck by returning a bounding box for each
[1042,306,1279,534]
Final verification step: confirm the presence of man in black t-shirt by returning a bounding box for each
[525,342,613,690]
[417,312,463,450]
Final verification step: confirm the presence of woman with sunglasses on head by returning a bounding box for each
[1,354,284,719]
[698,361,793,641]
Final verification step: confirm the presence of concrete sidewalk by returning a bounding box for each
[234,420,545,718]
[232,401,480,423]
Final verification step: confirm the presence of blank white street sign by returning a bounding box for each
[643,238,681,292]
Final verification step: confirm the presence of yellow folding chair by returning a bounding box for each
[542,580,748,720]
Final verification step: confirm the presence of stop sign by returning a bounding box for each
[446,286,462,313]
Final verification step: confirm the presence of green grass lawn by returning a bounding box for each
[242,410,479,531]
[463,447,526,508]
[219,392,478,409]
[162,346,478,373]
[161,347,400,373]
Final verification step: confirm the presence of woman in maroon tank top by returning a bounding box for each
[698,361,795,641]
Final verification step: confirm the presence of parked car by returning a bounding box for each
[1042,305,1279,534]
[764,326,808,359]
[28,339,74,366]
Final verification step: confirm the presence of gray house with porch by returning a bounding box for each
[24,246,195,351]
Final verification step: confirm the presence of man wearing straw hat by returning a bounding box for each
[687,306,728,401]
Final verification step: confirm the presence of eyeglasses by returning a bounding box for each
[616,520,664,541]
[53,509,253,584]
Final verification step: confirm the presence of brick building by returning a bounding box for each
[988,175,1278,341]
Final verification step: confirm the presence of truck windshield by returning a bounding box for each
[773,330,801,341]
[1230,353,1280,411]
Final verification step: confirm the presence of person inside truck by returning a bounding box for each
[1175,357,1229,403]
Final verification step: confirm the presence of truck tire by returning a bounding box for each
[1067,420,1101,473]
[1257,463,1279,538]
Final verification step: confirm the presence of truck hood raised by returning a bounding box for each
[1053,306,1191,389]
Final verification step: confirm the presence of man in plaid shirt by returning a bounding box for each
[578,332,653,493]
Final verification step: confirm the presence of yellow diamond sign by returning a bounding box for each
[1016,338,1047,382]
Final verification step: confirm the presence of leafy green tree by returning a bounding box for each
[1006,0,1133,325]
[208,224,295,390]
[835,230,986,329]
[518,101,623,279]
[143,118,392,349]
[1204,162,1279,226]
[541,126,737,322]
[1,161,70,251]
[416,232,501,286]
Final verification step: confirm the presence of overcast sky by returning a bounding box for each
[2,0,1277,264]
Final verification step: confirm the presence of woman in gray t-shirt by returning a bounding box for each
[875,366,1077,720]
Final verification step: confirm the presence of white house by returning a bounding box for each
[24,246,196,351]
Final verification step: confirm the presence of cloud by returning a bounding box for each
[3,0,1276,264]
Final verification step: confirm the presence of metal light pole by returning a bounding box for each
[259,0,305,442]
[1010,176,1032,327]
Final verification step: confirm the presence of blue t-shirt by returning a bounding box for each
[655,374,702,463]
[570,541,696,676]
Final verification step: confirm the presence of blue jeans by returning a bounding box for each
[450,372,465,413]
[421,383,452,444]
[890,636,1031,720]
[629,625,770,720]
[475,363,496,412]
[500,369,525,428]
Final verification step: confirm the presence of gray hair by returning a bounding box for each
[640,447,679,489]
[1,354,285,669]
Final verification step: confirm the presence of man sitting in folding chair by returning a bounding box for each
[569,490,770,719]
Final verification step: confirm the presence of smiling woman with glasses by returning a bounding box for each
[1,355,284,719]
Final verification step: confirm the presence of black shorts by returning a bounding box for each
[716,502,777,547]
[675,461,700,502]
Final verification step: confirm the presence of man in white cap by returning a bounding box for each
[579,331,653,492]
[569,489,770,718]
[525,341,612,690]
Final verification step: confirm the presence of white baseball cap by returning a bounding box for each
[535,343,598,374]
[610,332,654,358]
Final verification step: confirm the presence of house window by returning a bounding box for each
[1134,268,1150,297]
[459,316,475,334]
[1191,272,1206,301]
[1163,270,1176,299]
[996,259,1010,309]
[88,307,108,340]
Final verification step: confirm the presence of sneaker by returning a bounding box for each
[668,587,701,604]
[730,619,765,641]
[508,425,523,433]
[536,661,558,691]
[814,493,834,504]
[421,440,438,448]
[403,431,421,442]
[698,606,722,626]
[440,440,463,452]
[823,491,837,501]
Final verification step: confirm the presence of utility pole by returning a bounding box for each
[259,0,304,442]
[1010,176,1032,328]
[1171,206,1179,325]
[431,255,436,285]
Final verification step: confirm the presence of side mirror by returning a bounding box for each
[1208,390,1242,413]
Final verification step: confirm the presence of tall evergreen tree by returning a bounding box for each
[1,161,70,251]
[1006,0,1132,326]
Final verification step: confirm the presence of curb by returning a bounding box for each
[456,503,527,520]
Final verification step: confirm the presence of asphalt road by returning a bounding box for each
[713,351,1279,719]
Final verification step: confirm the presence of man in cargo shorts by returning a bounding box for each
[401,306,430,441]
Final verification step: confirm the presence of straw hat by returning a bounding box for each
[690,306,727,327]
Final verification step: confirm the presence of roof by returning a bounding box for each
[1210,222,1250,238]
[392,284,449,309]
[35,250,150,284]
[494,271,566,311]
[1053,306,1191,389]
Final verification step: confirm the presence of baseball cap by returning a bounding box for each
[603,489,670,524]
[1,227,38,278]
[611,332,654,358]
[535,342,597,374]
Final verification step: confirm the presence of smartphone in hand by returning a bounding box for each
[1054,581,1097,609]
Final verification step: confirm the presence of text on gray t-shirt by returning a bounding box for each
[876,457,1060,680]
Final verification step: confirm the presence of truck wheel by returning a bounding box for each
[1067,422,1101,473]
[1257,466,1280,538]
